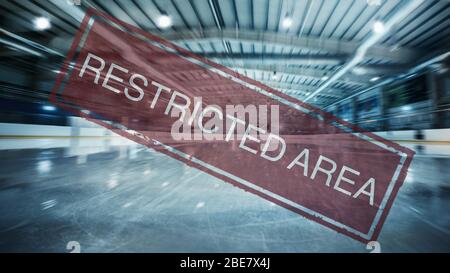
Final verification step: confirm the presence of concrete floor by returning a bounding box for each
[0,141,449,252]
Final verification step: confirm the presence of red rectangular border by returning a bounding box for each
[49,8,415,244]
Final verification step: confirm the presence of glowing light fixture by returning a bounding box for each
[282,17,293,28]
[370,76,380,82]
[34,17,51,30]
[157,15,172,29]
[42,105,56,111]
[402,105,412,111]
[372,20,385,34]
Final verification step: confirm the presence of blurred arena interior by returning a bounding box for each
[0,0,449,252]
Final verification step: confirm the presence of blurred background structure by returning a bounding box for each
[0,0,449,252]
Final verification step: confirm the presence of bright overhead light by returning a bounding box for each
[321,76,329,81]
[401,105,412,112]
[282,17,293,28]
[372,20,385,34]
[370,76,380,82]
[157,15,172,29]
[34,17,51,30]
[42,105,56,111]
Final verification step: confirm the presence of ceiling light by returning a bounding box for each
[42,105,56,111]
[321,76,329,81]
[34,17,51,30]
[370,76,380,82]
[157,15,172,29]
[372,20,385,34]
[282,17,293,28]
[401,105,412,112]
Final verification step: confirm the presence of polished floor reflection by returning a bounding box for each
[0,141,449,252]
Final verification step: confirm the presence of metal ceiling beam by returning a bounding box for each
[200,52,344,66]
[0,27,63,57]
[281,90,340,100]
[228,64,373,86]
[162,28,421,64]
[283,93,335,104]
[260,80,346,99]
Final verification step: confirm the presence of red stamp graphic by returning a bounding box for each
[50,8,414,243]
